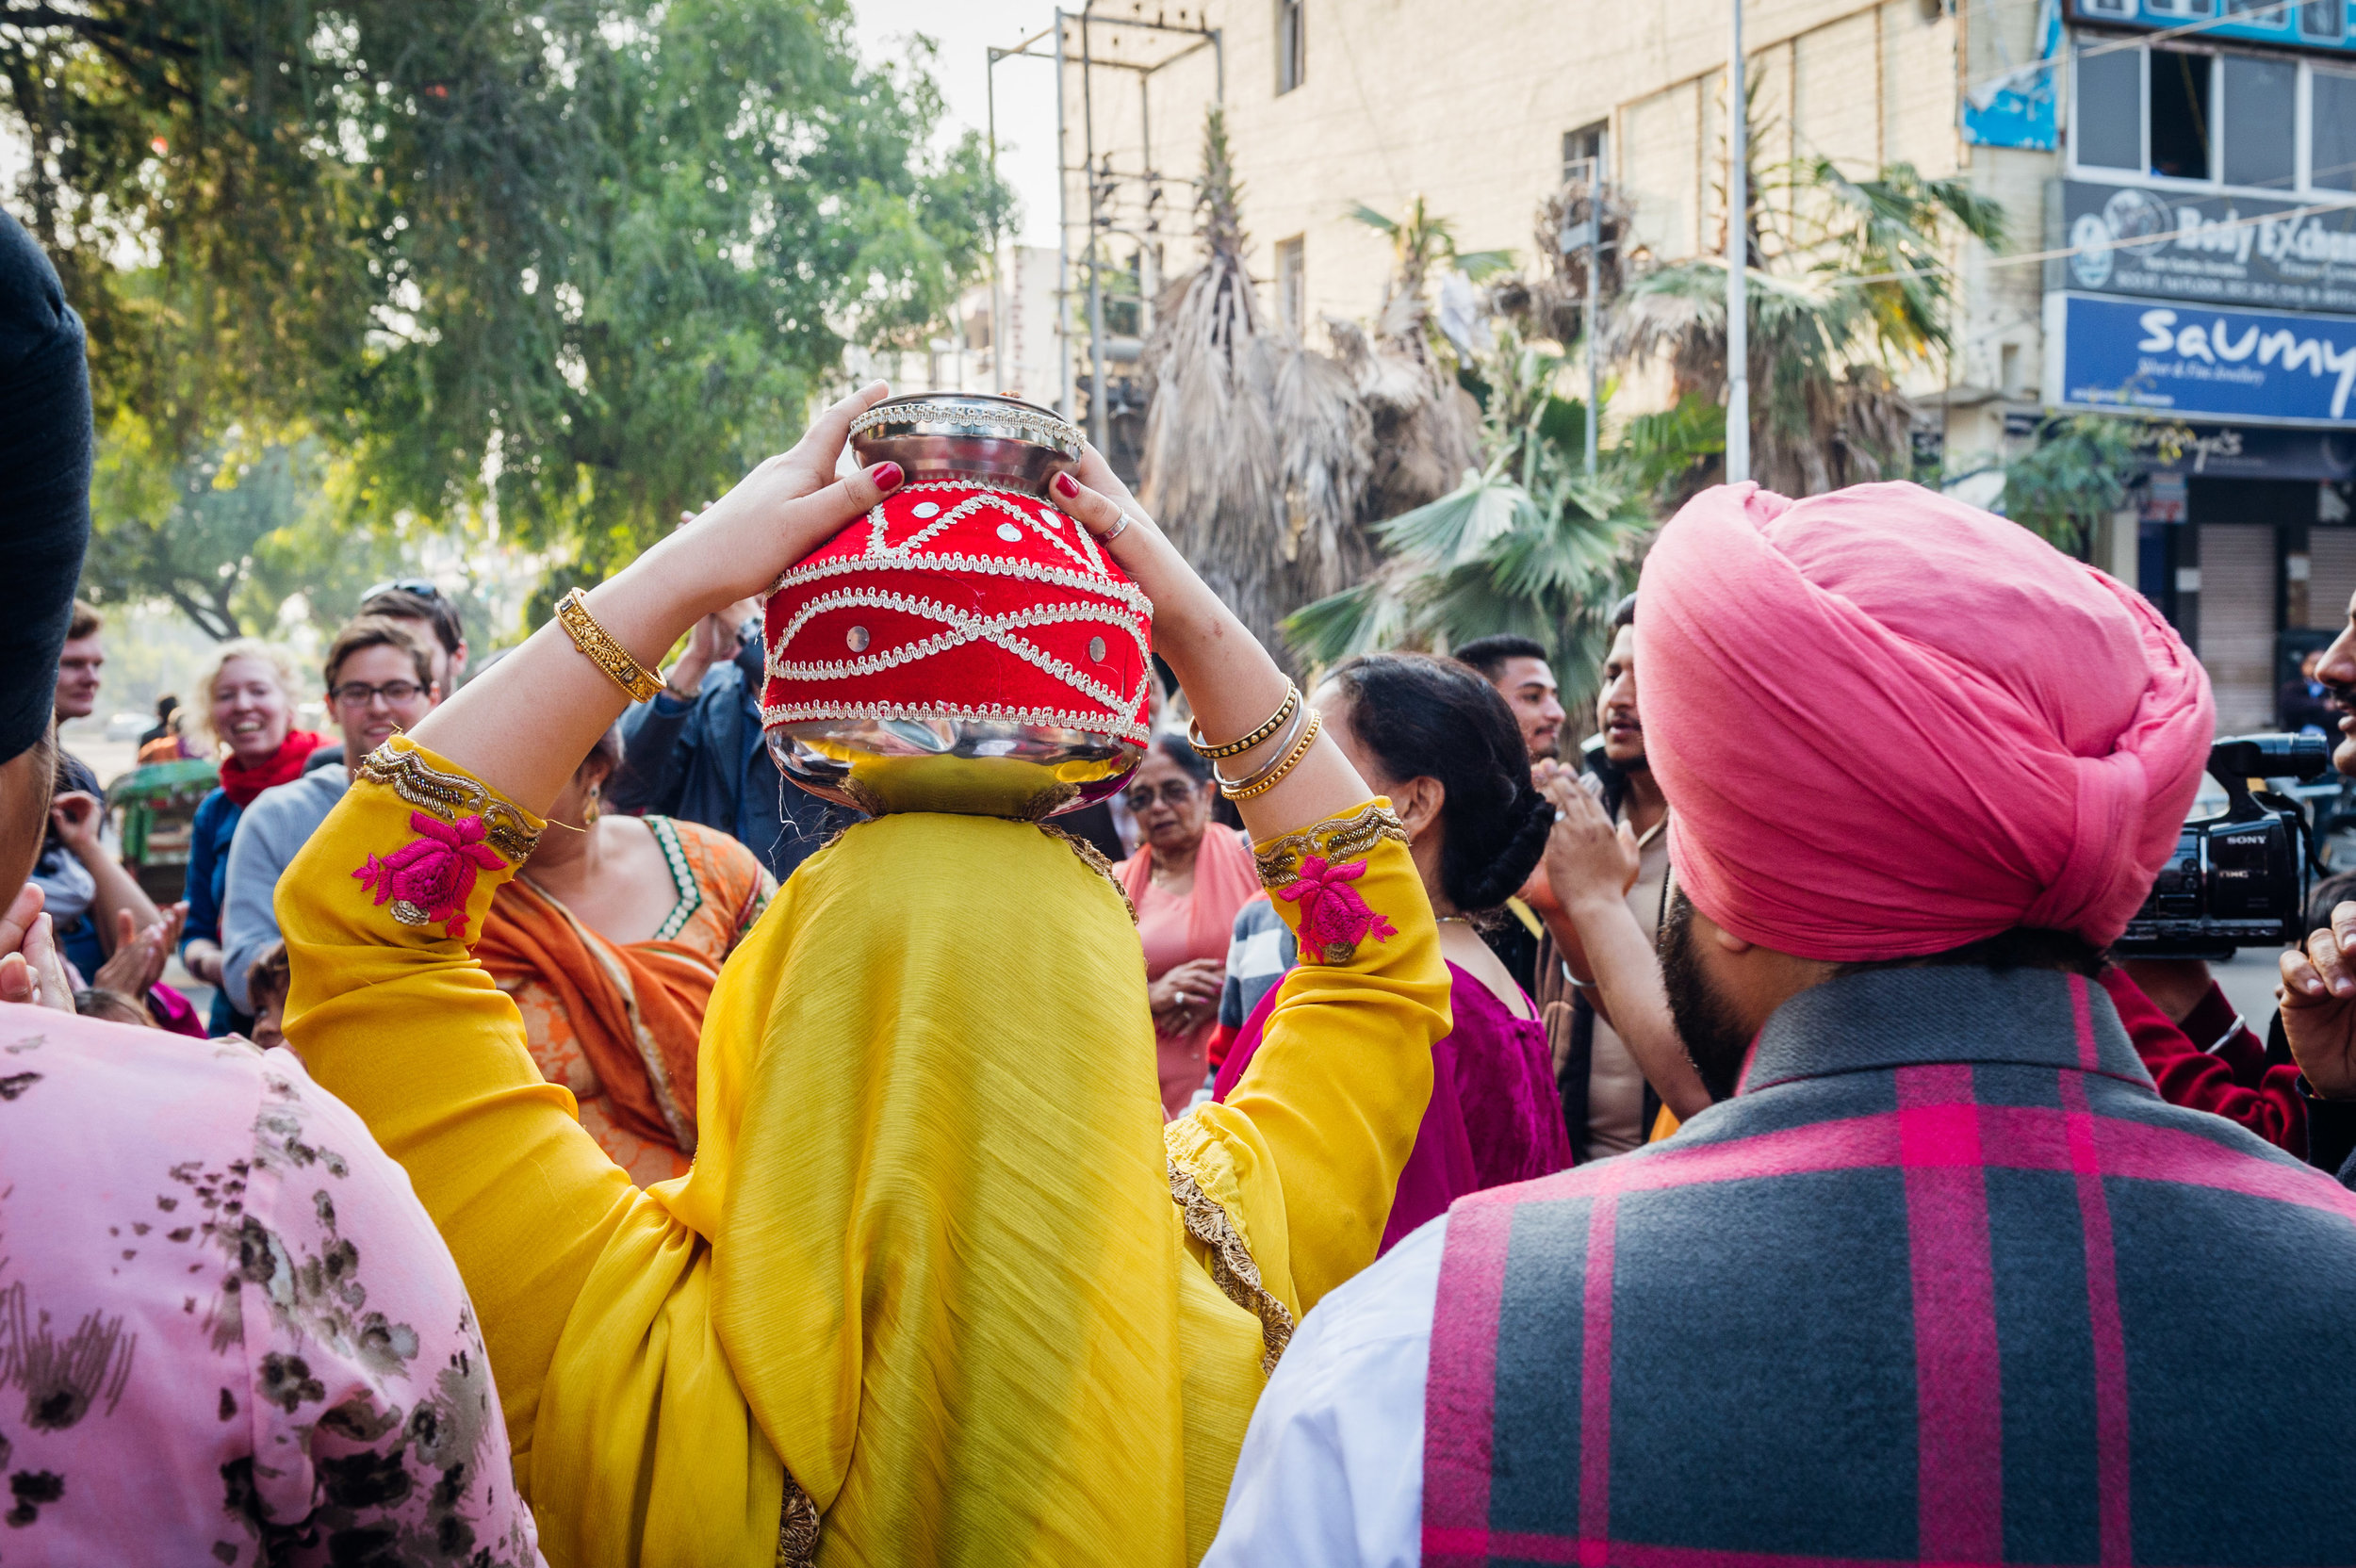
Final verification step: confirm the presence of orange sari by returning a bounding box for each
[478,816,774,1185]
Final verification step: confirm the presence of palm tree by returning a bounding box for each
[1137,109,1370,673]
[1606,85,2004,497]
[1284,328,1706,685]
[1333,197,1507,527]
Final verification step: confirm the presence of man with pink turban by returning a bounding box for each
[1205,482,2356,1568]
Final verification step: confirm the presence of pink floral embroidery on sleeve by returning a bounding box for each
[1277,854,1398,965]
[352,811,507,939]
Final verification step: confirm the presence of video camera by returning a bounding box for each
[2114,733,2331,960]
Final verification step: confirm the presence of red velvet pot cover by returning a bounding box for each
[761,478,1153,744]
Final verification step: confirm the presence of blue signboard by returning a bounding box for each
[2048,292,2356,425]
[1965,0,2063,149]
[2067,0,2353,56]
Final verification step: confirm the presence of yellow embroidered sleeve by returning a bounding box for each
[1164,799,1450,1324]
[277,736,641,1470]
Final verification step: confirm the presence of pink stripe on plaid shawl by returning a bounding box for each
[1424,1198,1516,1566]
[1896,1064,2004,1565]
[2068,976,2134,1564]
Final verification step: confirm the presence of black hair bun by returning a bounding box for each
[1455,784,1554,913]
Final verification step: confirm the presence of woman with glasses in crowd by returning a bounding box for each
[1116,734,1265,1115]
[179,638,319,1033]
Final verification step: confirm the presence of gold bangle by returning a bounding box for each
[554,588,665,703]
[1189,682,1301,760]
[1211,701,1308,792]
[1223,709,1321,801]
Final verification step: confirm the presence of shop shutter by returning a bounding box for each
[2199,523,2276,733]
[2311,528,2356,630]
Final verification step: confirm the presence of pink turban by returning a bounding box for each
[1636,482,2214,961]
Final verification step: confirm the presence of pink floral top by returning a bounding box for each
[0,1003,542,1565]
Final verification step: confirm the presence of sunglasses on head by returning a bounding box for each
[361,578,445,603]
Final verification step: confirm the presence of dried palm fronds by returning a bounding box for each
[1137,109,1372,674]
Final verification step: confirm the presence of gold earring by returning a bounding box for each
[584,784,601,826]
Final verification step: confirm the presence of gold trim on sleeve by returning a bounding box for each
[355,743,544,864]
[1168,1160,1295,1374]
[1252,801,1410,890]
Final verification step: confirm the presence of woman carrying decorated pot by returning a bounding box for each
[278,384,1449,1566]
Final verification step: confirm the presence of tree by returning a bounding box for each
[4,0,1011,580]
[1604,80,2004,497]
[81,439,384,640]
[1284,330,1716,683]
[1137,109,1369,673]
[1999,414,2143,553]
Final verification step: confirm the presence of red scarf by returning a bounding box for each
[217,729,324,808]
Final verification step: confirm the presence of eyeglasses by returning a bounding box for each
[332,679,428,709]
[1123,780,1201,811]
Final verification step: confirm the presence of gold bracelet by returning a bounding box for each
[1190,682,1301,760]
[1223,709,1321,801]
[1210,701,1307,792]
[554,588,665,703]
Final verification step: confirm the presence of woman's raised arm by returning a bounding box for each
[408,383,902,808]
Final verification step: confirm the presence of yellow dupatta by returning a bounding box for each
[529,810,1192,1564]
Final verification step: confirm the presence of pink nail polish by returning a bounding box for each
[872,462,904,491]
[1054,472,1080,499]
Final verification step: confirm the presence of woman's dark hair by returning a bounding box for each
[1326,653,1552,913]
[1153,731,1213,782]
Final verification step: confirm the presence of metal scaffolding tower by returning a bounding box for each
[987,6,1222,468]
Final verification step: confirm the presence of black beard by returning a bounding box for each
[1658,889,1749,1102]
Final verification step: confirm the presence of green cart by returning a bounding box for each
[107,758,221,906]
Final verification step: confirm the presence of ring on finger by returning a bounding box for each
[1098,512,1134,545]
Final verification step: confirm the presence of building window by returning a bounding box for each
[2075,45,2143,171]
[1277,237,1305,335]
[1562,121,1609,186]
[2318,68,2356,188]
[2072,41,2355,195]
[1276,0,1305,94]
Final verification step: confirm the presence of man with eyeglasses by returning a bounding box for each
[220,615,440,1016]
[304,580,470,775]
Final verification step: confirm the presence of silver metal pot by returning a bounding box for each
[846,392,1085,494]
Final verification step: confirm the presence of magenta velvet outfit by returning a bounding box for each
[1215,960,1570,1251]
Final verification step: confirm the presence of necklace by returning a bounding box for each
[1436,914,1472,925]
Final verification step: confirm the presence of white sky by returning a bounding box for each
[849,1,1065,249]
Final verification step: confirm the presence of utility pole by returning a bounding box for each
[986,46,1004,395]
[1054,11,1073,422]
[1725,0,1751,483]
[1080,6,1110,452]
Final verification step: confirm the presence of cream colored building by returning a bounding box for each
[1049,0,2040,463]
[1044,0,2356,732]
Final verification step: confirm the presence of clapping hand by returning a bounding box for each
[1532,760,1642,915]
[1150,958,1227,1031]
[48,790,105,857]
[0,882,76,1013]
[2281,902,2356,1100]
[93,903,186,999]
